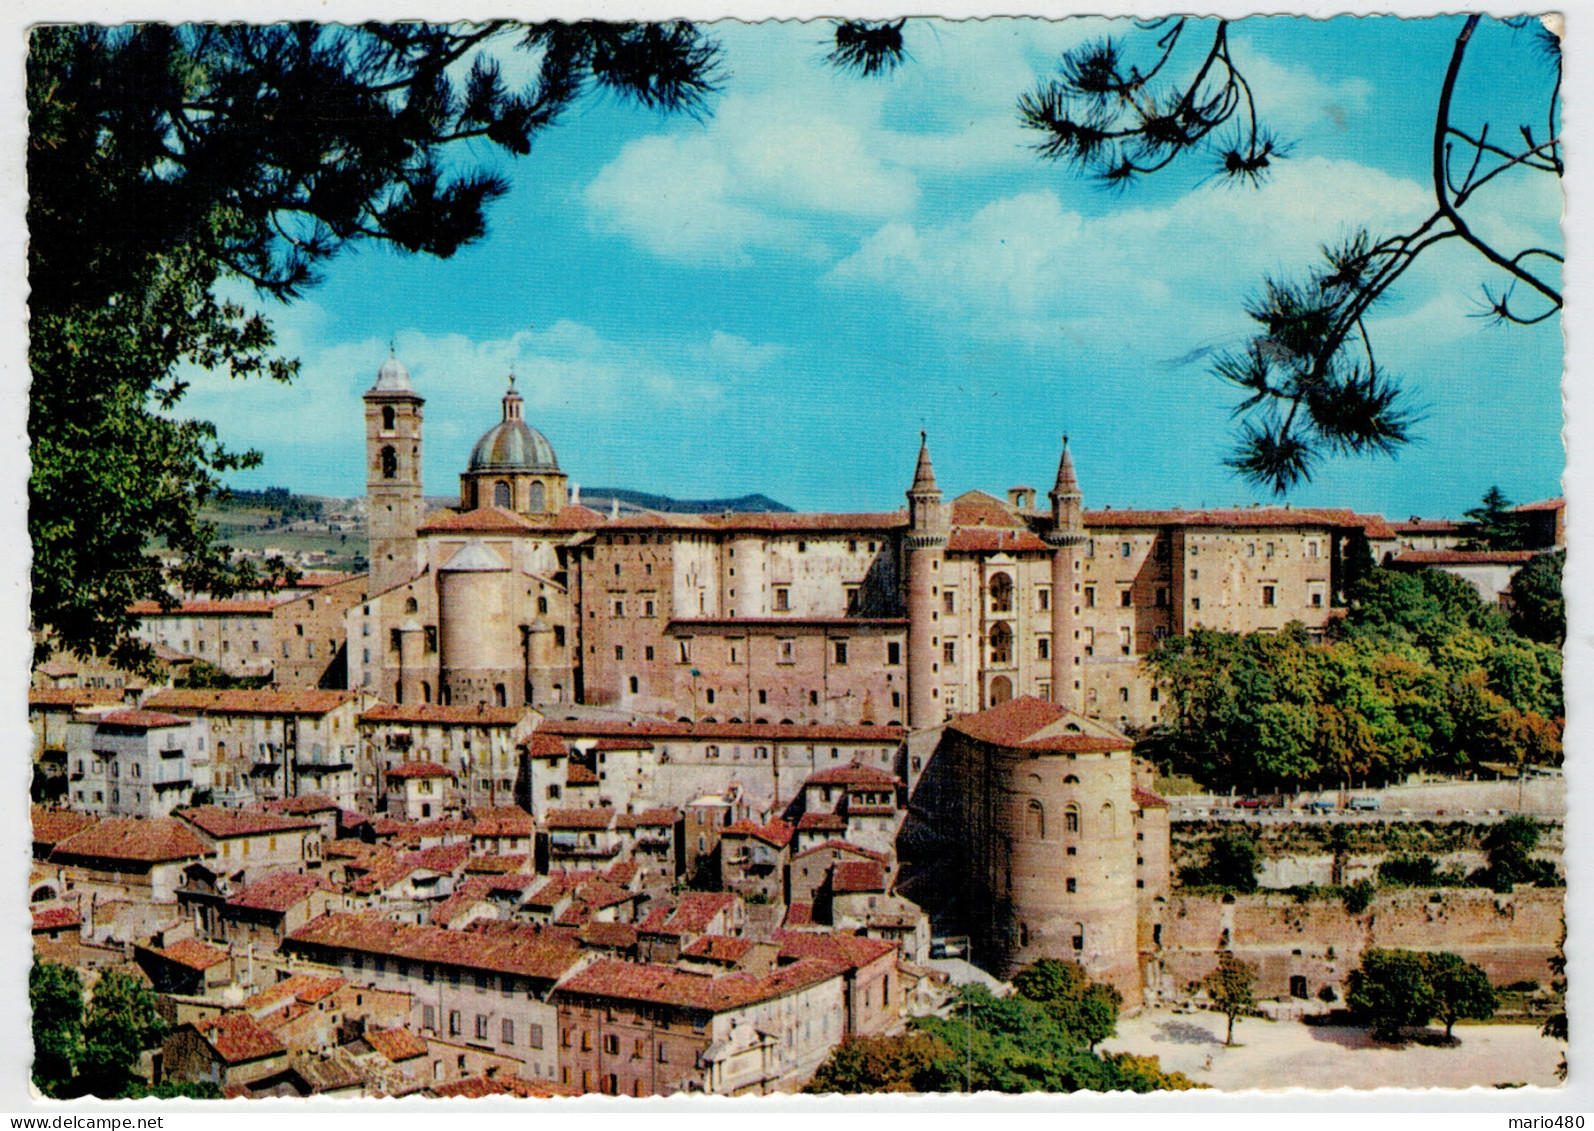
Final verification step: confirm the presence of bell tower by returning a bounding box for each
[1046,436,1086,711]
[365,350,425,597]
[905,433,949,728]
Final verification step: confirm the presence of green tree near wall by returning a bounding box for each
[1199,951,1258,1046]
[1346,948,1496,1042]
[1010,958,1122,1050]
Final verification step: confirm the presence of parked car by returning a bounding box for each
[1234,797,1264,809]
[1303,800,1335,814]
[1347,797,1381,811]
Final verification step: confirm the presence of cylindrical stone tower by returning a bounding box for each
[905,434,948,729]
[437,540,518,707]
[1047,437,1086,713]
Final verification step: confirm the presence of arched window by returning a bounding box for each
[1063,774,1080,784]
[1072,923,1085,951]
[1101,801,1116,835]
[989,572,1013,613]
[494,683,507,707]
[421,682,431,704]
[382,405,396,431]
[990,622,1013,665]
[494,481,512,508]
[528,482,546,512]
[1024,798,1045,839]
[989,674,1013,705]
[1019,923,1029,948]
[380,446,398,479]
[1065,803,1080,834]
[405,597,418,614]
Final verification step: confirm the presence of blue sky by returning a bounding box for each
[183,15,1565,520]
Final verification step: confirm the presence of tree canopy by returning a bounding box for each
[1510,549,1564,645]
[1199,952,1258,1046]
[1009,958,1122,1049]
[28,21,721,669]
[1346,948,1496,1042]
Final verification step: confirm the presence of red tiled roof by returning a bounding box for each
[244,973,346,1012]
[1515,497,1564,513]
[525,732,568,757]
[178,806,318,839]
[792,839,888,863]
[616,807,679,829]
[948,697,1131,753]
[577,921,639,949]
[565,764,599,785]
[361,704,529,726]
[288,913,584,982]
[538,719,907,743]
[604,860,639,886]
[194,1013,286,1064]
[722,818,793,849]
[160,937,230,971]
[365,1025,427,1062]
[774,930,896,969]
[556,956,845,1013]
[130,599,277,616]
[385,761,454,780]
[547,807,613,830]
[470,808,536,837]
[573,879,633,909]
[431,1075,578,1098]
[946,528,1051,554]
[681,934,755,963]
[53,817,210,863]
[1392,549,1540,566]
[264,795,340,816]
[463,854,532,876]
[1133,785,1170,810]
[796,812,846,832]
[804,763,899,787]
[645,891,737,937]
[590,736,655,751]
[1083,505,1367,531]
[948,491,1027,530]
[96,709,190,730]
[32,807,98,847]
[28,688,127,709]
[31,907,81,932]
[147,689,356,717]
[544,504,607,530]
[1393,517,1464,533]
[602,511,906,534]
[784,902,815,928]
[831,860,887,894]
[227,871,338,912]
[416,506,536,534]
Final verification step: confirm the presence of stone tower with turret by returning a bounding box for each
[1046,438,1087,713]
[905,434,950,728]
[364,353,425,598]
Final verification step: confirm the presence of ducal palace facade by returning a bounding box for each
[274,353,1395,734]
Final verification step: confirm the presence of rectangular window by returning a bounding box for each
[423,1005,436,1031]
[1155,587,1169,608]
[1038,588,1050,611]
[1084,587,1096,608]
[615,645,624,661]
[778,639,795,664]
[613,600,625,618]
[845,587,860,614]
[449,1010,461,1036]
[774,587,790,611]
[424,626,438,653]
[1266,542,1275,558]
[604,1034,620,1055]
[644,599,655,617]
[1120,542,1132,558]
[677,638,691,663]
[1119,627,1132,655]
[645,645,655,661]
[943,591,955,614]
[1191,597,1201,610]
[887,641,901,665]
[1066,877,1077,893]
[1119,687,1129,702]
[529,1024,544,1050]
[476,1015,489,1040]
[1119,589,1133,608]
[1307,540,1320,559]
[943,641,955,664]
[1262,585,1277,607]
[833,641,848,665]
[502,1019,514,1044]
[1038,638,1050,660]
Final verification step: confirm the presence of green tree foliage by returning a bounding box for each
[172,660,272,690]
[1010,958,1122,1049]
[1347,949,1439,1041]
[1424,952,1497,1040]
[1180,831,1260,892]
[79,970,169,1097]
[803,1032,954,1093]
[119,1081,226,1100]
[29,960,83,1097]
[1199,951,1257,1046]
[28,21,720,670]
[1474,816,1560,892]
[1462,487,1532,550]
[1145,565,1562,792]
[1510,550,1564,645]
[1014,17,1559,492]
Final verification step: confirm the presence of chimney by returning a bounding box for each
[1007,487,1036,510]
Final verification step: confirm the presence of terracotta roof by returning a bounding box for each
[193,1013,286,1064]
[590,736,655,751]
[130,599,277,616]
[538,719,907,743]
[227,871,338,912]
[160,937,230,971]
[545,504,607,530]
[792,839,887,863]
[774,930,896,969]
[524,732,568,757]
[565,764,599,785]
[946,528,1051,554]
[556,956,845,1013]
[573,879,633,910]
[264,795,340,816]
[1515,497,1564,513]
[178,806,318,839]
[361,704,529,726]
[949,491,1028,530]
[244,973,346,1012]
[463,853,532,875]
[385,761,454,780]
[1392,549,1540,566]
[416,506,536,534]
[1393,517,1464,533]
[722,818,794,849]
[602,511,906,534]
[640,892,738,937]
[96,709,190,730]
[831,860,887,894]
[32,906,81,932]
[431,1075,578,1098]
[616,807,679,829]
[32,807,98,847]
[577,921,639,950]
[469,807,536,837]
[29,688,126,709]
[1133,785,1170,810]
[288,913,584,982]
[364,1025,427,1062]
[547,807,613,830]
[1082,505,1367,531]
[784,902,815,928]
[804,763,899,787]
[795,812,846,832]
[53,817,209,863]
[681,934,755,963]
[146,689,356,717]
[603,860,639,886]
[948,696,1131,753]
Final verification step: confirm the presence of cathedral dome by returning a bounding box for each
[467,378,559,472]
